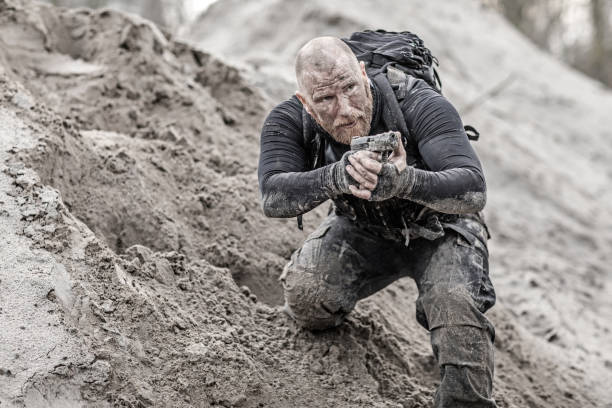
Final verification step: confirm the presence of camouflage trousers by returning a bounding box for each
[280,212,497,408]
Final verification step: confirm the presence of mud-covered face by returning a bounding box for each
[299,61,373,145]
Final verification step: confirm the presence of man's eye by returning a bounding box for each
[345,84,355,91]
[322,96,334,101]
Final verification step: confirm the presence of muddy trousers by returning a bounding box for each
[280,213,497,407]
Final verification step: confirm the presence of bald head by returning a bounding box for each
[293,36,373,145]
[295,36,361,93]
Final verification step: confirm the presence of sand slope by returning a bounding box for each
[0,0,610,407]
[187,0,612,401]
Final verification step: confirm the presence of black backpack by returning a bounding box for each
[341,29,479,143]
[343,29,443,92]
[298,29,479,229]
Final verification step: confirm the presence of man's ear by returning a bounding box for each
[359,61,367,78]
[296,91,313,116]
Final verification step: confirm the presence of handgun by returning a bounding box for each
[350,131,400,162]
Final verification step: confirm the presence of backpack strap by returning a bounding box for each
[464,125,480,141]
[371,67,420,164]
[301,107,325,170]
[298,107,325,230]
[302,107,314,161]
[298,108,313,230]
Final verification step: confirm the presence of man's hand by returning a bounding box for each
[387,136,407,174]
[327,151,362,195]
[346,150,382,199]
[369,138,411,201]
[346,136,411,201]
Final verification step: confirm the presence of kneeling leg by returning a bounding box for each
[416,231,497,408]
[280,214,391,330]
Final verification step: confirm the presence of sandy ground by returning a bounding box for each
[187,0,612,402]
[0,0,610,407]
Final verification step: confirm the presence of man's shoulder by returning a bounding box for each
[266,95,304,125]
[400,76,442,104]
[377,74,445,121]
[261,95,306,145]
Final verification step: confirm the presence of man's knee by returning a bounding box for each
[280,263,356,331]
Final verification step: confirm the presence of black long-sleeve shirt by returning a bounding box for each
[257,78,486,227]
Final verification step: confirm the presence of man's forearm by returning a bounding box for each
[260,152,357,218]
[260,170,329,218]
[397,166,486,214]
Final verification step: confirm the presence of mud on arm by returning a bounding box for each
[397,86,486,214]
[258,98,346,218]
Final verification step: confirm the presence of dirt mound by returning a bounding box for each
[0,0,300,308]
[1,0,611,407]
[186,0,612,403]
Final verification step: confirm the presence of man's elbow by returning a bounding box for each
[261,201,274,218]
[466,188,486,213]
[462,171,486,213]
[261,201,282,218]
[259,178,280,218]
[260,189,293,218]
[459,174,487,213]
[260,191,278,218]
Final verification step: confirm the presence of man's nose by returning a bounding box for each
[337,94,352,117]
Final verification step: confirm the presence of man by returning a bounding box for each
[258,36,497,407]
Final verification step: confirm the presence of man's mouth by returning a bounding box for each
[338,120,357,129]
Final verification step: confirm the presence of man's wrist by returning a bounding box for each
[323,158,351,197]
[396,166,416,198]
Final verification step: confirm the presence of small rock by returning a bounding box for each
[177,279,192,291]
[100,299,115,313]
[239,285,251,297]
[83,360,111,384]
[125,245,153,263]
[126,89,140,100]
[41,224,57,234]
[106,150,135,174]
[23,224,38,238]
[153,257,175,285]
[52,364,71,377]
[11,91,34,110]
[310,360,325,375]
[229,393,247,407]
[38,188,58,202]
[159,126,179,142]
[46,289,57,302]
[172,317,187,330]
[5,162,25,177]
[15,173,39,189]
[205,374,216,387]
[0,368,14,377]
[20,205,41,219]
[133,379,154,405]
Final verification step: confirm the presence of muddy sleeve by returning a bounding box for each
[257,98,334,218]
[398,86,486,214]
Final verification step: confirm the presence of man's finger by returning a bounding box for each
[349,185,372,200]
[349,156,378,183]
[359,156,383,174]
[348,156,379,183]
[346,165,377,190]
[357,150,382,162]
[388,136,407,173]
[352,151,383,170]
